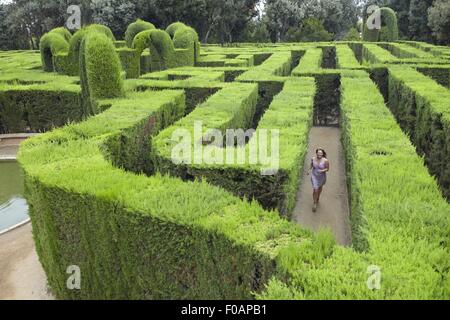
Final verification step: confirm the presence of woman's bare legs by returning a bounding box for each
[312,187,324,212]
[312,189,319,211]
[317,186,323,203]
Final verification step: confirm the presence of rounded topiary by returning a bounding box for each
[166,22,200,63]
[380,7,398,42]
[124,19,155,47]
[80,32,124,102]
[39,28,70,72]
[50,27,72,42]
[133,29,175,71]
[68,24,116,76]
[363,6,399,42]
[165,22,188,39]
[132,22,199,71]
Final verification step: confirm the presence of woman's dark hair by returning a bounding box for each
[316,148,327,158]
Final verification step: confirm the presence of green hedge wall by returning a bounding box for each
[362,44,398,64]
[116,48,141,79]
[18,89,313,299]
[416,66,450,88]
[336,44,365,70]
[133,23,199,72]
[80,32,124,101]
[65,24,116,76]
[259,71,449,299]
[124,19,155,48]
[379,8,399,42]
[388,66,450,200]
[0,88,82,134]
[152,78,315,216]
[363,7,399,42]
[237,52,292,81]
[39,28,71,72]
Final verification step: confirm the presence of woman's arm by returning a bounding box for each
[319,160,330,173]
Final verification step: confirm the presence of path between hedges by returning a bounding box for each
[0,222,53,300]
[292,127,352,246]
[0,128,351,298]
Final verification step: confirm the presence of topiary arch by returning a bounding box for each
[363,7,399,42]
[79,31,125,115]
[132,22,200,72]
[39,28,71,72]
[124,19,155,48]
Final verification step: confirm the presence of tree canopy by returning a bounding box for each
[0,0,448,50]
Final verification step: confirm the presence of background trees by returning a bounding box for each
[428,0,450,45]
[0,0,448,50]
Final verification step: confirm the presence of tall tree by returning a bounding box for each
[4,0,61,49]
[408,0,433,41]
[90,0,138,37]
[428,0,450,44]
[136,0,259,43]
[265,0,304,42]
[318,0,359,39]
[0,3,28,49]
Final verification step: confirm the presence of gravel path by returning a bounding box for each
[0,223,53,300]
[292,127,352,246]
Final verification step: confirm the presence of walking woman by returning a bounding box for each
[307,148,330,212]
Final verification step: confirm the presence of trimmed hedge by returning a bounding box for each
[124,19,155,48]
[362,43,398,64]
[18,88,313,299]
[39,28,71,72]
[116,48,141,79]
[80,32,124,100]
[416,66,450,88]
[133,23,199,72]
[388,66,450,199]
[291,48,323,75]
[65,24,116,76]
[5,38,450,300]
[259,71,449,299]
[237,52,292,81]
[363,7,398,42]
[0,88,82,134]
[152,78,315,216]
[379,43,435,60]
[335,44,366,70]
[168,22,200,64]
[127,76,223,115]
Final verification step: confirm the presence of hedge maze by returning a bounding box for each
[0,20,449,299]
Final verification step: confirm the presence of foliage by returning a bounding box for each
[363,6,399,42]
[39,28,71,72]
[265,0,359,41]
[388,66,450,199]
[80,32,125,100]
[2,23,450,300]
[408,0,434,42]
[428,0,450,45]
[242,20,272,43]
[124,19,156,48]
[344,27,361,41]
[90,0,138,38]
[286,18,333,42]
